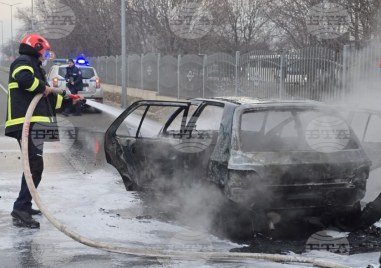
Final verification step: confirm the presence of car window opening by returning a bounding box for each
[239,109,359,152]
[59,67,95,79]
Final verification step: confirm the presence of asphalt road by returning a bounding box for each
[0,71,286,268]
[0,70,380,267]
[0,71,8,137]
[0,71,246,268]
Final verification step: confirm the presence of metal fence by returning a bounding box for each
[2,44,381,102]
[86,47,351,101]
[343,41,381,102]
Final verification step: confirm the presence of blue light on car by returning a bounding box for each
[76,54,90,66]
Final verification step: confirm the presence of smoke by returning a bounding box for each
[336,40,381,204]
[140,162,226,234]
[110,40,381,239]
[338,41,381,109]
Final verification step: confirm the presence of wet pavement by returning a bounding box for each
[0,91,380,267]
[0,124,253,268]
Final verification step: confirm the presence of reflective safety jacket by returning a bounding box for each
[5,54,63,137]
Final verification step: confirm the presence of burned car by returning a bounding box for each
[105,98,381,236]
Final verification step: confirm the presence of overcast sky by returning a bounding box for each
[0,0,30,45]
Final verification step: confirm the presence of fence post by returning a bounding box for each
[342,45,349,100]
[177,54,181,100]
[140,54,144,90]
[279,50,285,99]
[126,54,129,89]
[105,57,108,84]
[157,53,161,95]
[235,51,240,96]
[115,55,118,85]
[203,54,207,98]
[98,57,102,82]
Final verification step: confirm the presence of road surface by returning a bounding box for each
[0,70,380,267]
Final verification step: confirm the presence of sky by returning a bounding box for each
[0,0,30,45]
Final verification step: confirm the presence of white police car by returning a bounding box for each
[47,56,103,103]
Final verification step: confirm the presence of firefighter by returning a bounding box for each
[5,33,65,228]
[62,59,83,116]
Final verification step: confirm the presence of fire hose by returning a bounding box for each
[20,90,351,268]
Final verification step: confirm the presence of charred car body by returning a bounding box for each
[105,98,381,236]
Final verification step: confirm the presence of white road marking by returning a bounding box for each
[0,83,7,94]
[0,82,7,127]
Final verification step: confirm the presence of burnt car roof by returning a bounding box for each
[132,97,327,109]
[192,97,327,108]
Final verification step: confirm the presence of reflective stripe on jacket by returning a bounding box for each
[5,54,63,136]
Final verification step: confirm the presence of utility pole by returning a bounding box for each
[0,21,3,51]
[121,0,127,108]
[31,0,34,31]
[0,2,22,59]
[0,20,3,64]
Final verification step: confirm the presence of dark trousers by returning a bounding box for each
[13,135,44,212]
[63,99,82,114]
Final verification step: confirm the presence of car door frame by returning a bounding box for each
[182,100,226,180]
[104,100,191,190]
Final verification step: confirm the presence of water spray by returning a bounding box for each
[20,91,351,268]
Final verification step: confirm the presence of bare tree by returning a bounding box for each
[344,0,381,43]
[265,0,381,50]
[210,0,274,53]
[16,0,124,57]
[13,0,381,58]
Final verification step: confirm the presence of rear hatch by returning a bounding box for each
[227,106,371,209]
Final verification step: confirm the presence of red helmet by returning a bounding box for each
[20,33,51,57]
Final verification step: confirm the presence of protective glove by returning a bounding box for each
[61,88,72,99]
